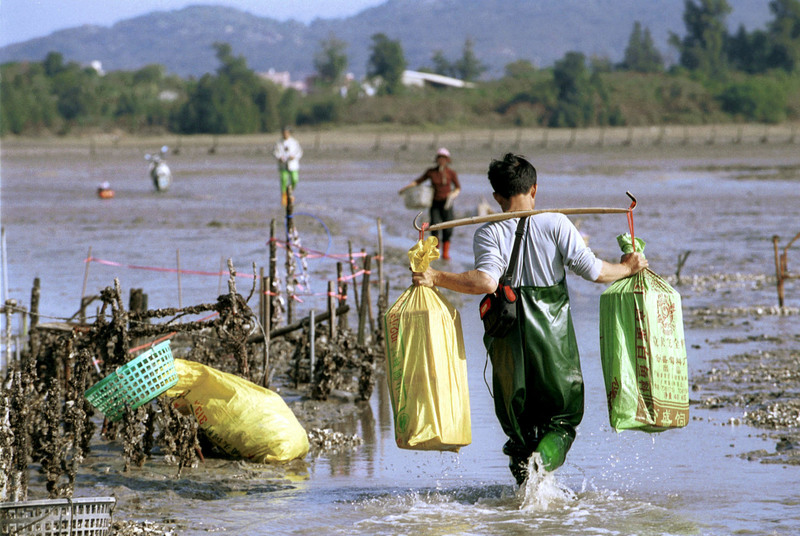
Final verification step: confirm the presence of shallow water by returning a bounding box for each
[2,136,799,535]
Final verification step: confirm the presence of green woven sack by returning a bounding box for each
[599,234,689,432]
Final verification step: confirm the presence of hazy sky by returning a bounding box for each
[0,0,387,46]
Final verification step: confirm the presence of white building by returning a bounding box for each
[401,70,475,89]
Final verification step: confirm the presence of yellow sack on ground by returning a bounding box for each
[166,359,309,462]
[383,236,471,452]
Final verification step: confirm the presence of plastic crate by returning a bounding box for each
[85,340,178,422]
[0,497,115,536]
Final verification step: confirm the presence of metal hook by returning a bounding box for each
[413,211,426,231]
[626,191,637,211]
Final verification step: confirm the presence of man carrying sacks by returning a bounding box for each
[412,153,648,486]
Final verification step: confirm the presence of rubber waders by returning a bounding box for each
[484,280,583,479]
[535,431,572,471]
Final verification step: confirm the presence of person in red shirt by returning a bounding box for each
[399,148,461,259]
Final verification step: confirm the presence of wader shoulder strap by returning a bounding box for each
[500,217,528,285]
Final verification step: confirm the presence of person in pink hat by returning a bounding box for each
[399,147,461,259]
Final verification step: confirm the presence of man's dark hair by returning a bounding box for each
[487,153,537,198]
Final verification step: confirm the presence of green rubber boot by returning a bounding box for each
[534,431,571,472]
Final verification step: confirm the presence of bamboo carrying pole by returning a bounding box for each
[416,193,638,262]
[422,207,631,233]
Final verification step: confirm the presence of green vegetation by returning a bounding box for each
[2,0,799,136]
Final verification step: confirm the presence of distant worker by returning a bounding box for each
[273,126,303,206]
[399,147,461,260]
[412,153,648,486]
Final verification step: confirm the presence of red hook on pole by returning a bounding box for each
[626,191,637,252]
[413,211,430,242]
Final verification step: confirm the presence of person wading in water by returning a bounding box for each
[399,147,461,260]
[411,153,647,486]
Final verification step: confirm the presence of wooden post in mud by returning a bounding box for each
[773,232,800,308]
[357,254,372,344]
[336,262,349,331]
[259,267,266,332]
[773,235,785,307]
[363,249,375,333]
[269,219,281,328]
[3,299,14,368]
[29,277,40,331]
[347,241,360,309]
[263,277,272,387]
[327,281,337,340]
[285,193,297,324]
[128,288,147,350]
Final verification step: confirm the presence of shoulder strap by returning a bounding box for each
[501,217,527,284]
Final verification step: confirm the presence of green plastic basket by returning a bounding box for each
[84,340,178,422]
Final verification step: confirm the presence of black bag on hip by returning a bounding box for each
[478,217,527,338]
[479,282,519,338]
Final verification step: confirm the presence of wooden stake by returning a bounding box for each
[363,249,374,334]
[358,254,372,344]
[81,245,92,306]
[336,262,348,331]
[258,266,266,345]
[773,235,785,308]
[327,280,337,340]
[286,191,297,324]
[30,277,40,331]
[269,219,280,328]
[348,240,360,307]
[262,275,272,388]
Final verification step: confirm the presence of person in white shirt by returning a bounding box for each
[273,127,303,206]
[412,153,647,486]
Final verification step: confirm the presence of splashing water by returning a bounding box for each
[517,453,578,511]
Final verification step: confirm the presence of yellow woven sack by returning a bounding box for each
[383,236,471,452]
[166,359,309,463]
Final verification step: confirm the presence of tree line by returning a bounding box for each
[2,0,799,136]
